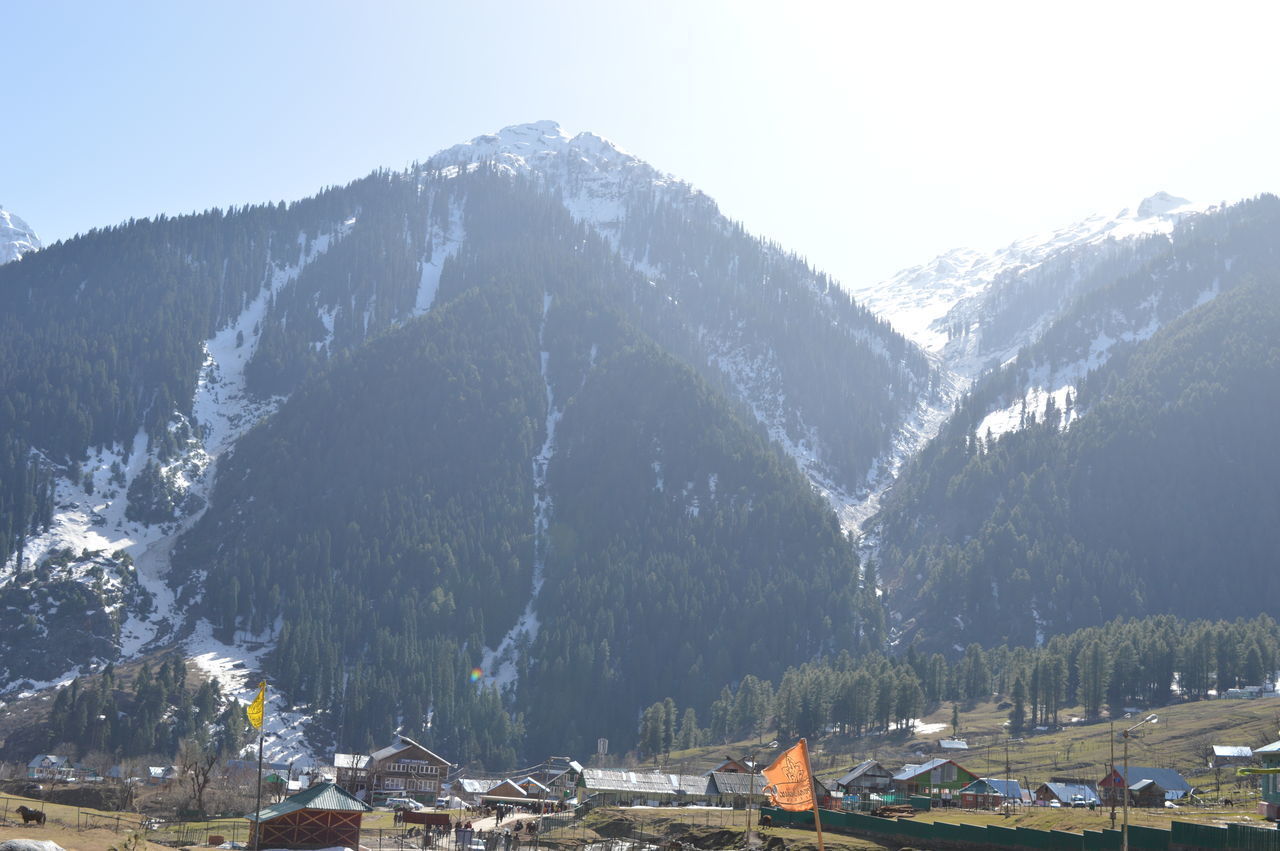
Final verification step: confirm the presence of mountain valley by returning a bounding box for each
[1,124,1277,771]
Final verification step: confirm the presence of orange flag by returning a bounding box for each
[761,739,815,811]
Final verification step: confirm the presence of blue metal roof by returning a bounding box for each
[1043,782,1099,804]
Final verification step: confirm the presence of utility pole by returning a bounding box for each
[1120,714,1159,851]
[1004,740,1012,816]
[730,741,777,845]
[1109,722,1116,829]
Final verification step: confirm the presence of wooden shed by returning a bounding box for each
[247,782,371,849]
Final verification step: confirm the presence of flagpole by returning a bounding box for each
[801,740,825,851]
[248,681,267,851]
[254,732,264,851]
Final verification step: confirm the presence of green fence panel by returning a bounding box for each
[934,822,970,843]
[1171,820,1229,850]
[1127,824,1171,851]
[1015,826,1055,849]
[961,823,992,845]
[1051,829,1086,851]
[849,812,893,834]
[909,795,932,812]
[1084,830,1106,851]
[893,818,932,840]
[1227,823,1280,851]
[1100,829,1124,850]
[987,824,1022,847]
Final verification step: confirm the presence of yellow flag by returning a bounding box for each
[247,681,267,730]
[761,739,815,812]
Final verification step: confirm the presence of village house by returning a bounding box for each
[146,765,180,786]
[834,760,893,799]
[333,735,451,803]
[1099,765,1193,806]
[456,777,499,804]
[247,781,371,849]
[1256,739,1280,821]
[958,778,1025,809]
[332,753,369,795]
[707,770,769,808]
[27,755,74,782]
[891,758,978,798]
[516,776,551,800]
[481,778,533,804]
[541,760,583,799]
[1211,745,1254,769]
[1035,781,1100,807]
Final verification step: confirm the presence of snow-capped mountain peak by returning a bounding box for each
[427,121,698,236]
[852,191,1216,370]
[432,120,639,175]
[0,206,41,264]
[1134,190,1192,219]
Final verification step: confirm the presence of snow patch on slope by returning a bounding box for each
[1,227,346,694]
[413,205,464,316]
[187,619,319,766]
[480,292,559,691]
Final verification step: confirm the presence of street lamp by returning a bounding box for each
[728,741,778,843]
[1119,714,1158,851]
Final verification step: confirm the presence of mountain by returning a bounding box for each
[0,206,40,264]
[868,194,1280,650]
[0,124,921,765]
[853,192,1215,380]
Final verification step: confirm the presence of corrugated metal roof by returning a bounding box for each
[1257,740,1280,754]
[333,753,369,769]
[708,771,763,796]
[961,778,1022,799]
[248,782,371,821]
[1117,766,1190,793]
[581,769,711,796]
[519,777,550,792]
[459,778,500,794]
[837,760,890,787]
[1042,782,1099,804]
[369,735,449,765]
[893,758,950,781]
[940,739,969,750]
[1213,746,1254,758]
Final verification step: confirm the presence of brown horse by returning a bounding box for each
[15,806,46,825]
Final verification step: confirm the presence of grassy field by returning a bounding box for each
[655,695,1280,803]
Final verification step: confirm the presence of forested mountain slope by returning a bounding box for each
[173,172,873,760]
[874,270,1280,649]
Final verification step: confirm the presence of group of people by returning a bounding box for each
[414,822,530,850]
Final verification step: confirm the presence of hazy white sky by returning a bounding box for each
[4,1,1279,287]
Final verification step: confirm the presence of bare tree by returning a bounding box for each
[179,736,222,817]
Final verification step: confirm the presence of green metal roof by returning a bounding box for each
[247,782,371,821]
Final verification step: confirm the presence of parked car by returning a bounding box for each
[386,797,424,811]
[1070,795,1087,808]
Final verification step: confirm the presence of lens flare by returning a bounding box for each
[469,667,483,682]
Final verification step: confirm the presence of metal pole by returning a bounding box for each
[1122,731,1129,851]
[1109,723,1116,829]
[253,734,265,851]
[746,752,754,840]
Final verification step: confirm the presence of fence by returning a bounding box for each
[763,805,1280,851]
